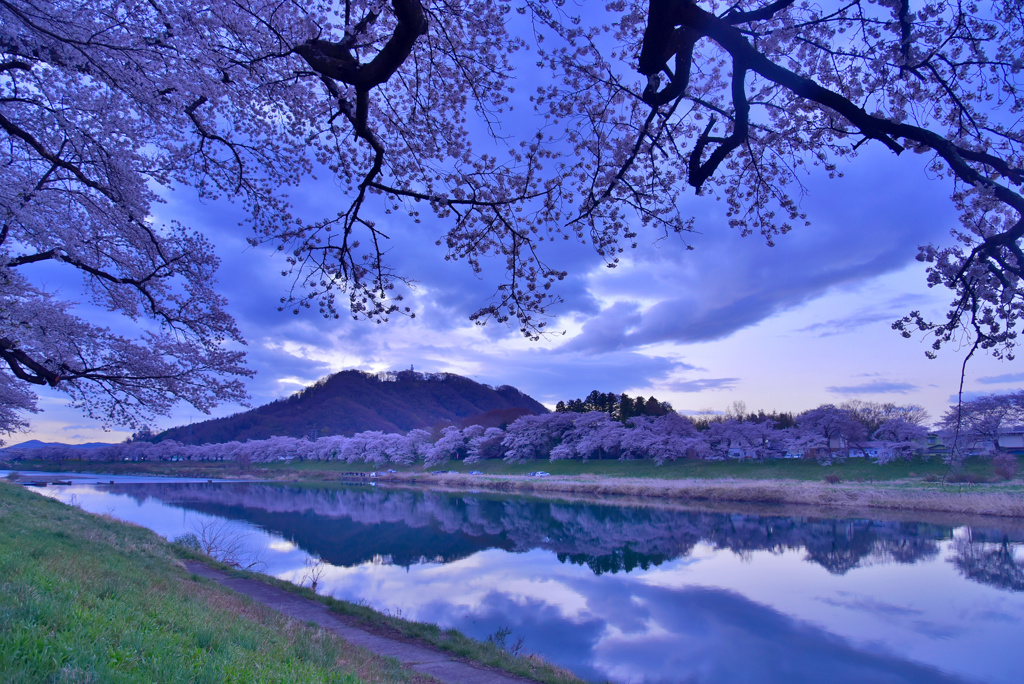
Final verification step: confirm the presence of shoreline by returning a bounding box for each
[376,472,1024,519]
[7,460,1024,520]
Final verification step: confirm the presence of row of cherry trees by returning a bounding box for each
[10,401,939,466]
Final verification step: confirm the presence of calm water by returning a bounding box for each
[12,473,1024,683]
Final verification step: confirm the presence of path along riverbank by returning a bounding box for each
[185,562,540,684]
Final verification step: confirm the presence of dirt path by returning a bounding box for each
[184,561,539,684]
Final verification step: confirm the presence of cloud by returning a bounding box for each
[560,148,954,353]
[559,301,644,354]
[798,295,929,337]
[58,423,104,432]
[828,381,918,395]
[666,378,740,393]
[479,350,695,405]
[945,390,1017,404]
[180,142,954,365]
[977,373,1024,385]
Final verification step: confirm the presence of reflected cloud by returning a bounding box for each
[820,591,925,618]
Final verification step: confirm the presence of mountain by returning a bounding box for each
[3,440,114,451]
[154,369,548,444]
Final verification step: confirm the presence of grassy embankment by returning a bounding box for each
[0,481,583,684]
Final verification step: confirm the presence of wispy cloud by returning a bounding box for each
[828,381,917,395]
[798,295,927,337]
[976,373,1024,385]
[667,378,740,393]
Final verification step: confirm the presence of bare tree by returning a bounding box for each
[181,518,265,571]
[301,554,328,593]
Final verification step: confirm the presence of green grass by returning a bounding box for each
[0,482,427,684]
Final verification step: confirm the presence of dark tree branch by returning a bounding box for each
[0,111,116,200]
[897,0,913,71]
[0,337,60,386]
[723,0,797,25]
[688,64,750,190]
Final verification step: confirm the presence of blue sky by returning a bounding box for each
[18,132,1019,446]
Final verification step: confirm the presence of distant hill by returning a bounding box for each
[154,369,548,444]
[3,440,114,451]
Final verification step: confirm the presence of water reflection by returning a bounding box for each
[103,482,1024,584]
[951,533,1024,592]
[22,478,1024,684]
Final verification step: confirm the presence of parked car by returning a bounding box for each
[386,469,397,473]
[528,471,550,477]
[468,471,482,475]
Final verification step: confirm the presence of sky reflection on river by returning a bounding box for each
[14,476,1023,684]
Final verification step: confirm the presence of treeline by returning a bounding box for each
[555,391,672,421]
[10,400,940,467]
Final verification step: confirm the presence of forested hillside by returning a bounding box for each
[154,370,546,444]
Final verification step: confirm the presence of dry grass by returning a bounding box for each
[408,472,1024,519]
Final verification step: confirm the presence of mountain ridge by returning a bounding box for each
[2,440,114,451]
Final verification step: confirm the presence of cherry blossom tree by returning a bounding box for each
[0,375,34,445]
[705,418,776,460]
[463,425,505,462]
[307,434,349,461]
[870,417,929,463]
[381,430,421,465]
[790,405,868,462]
[537,0,1024,360]
[939,390,1024,461]
[1,0,261,435]
[5,0,1024,439]
[424,425,467,466]
[840,401,930,433]
[549,411,627,461]
[502,412,576,462]
[621,412,705,463]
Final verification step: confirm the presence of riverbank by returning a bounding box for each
[6,454,1024,518]
[418,472,1024,519]
[0,481,581,684]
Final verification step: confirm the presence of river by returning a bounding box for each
[11,473,1024,684]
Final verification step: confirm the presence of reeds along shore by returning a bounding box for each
[411,473,1024,519]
